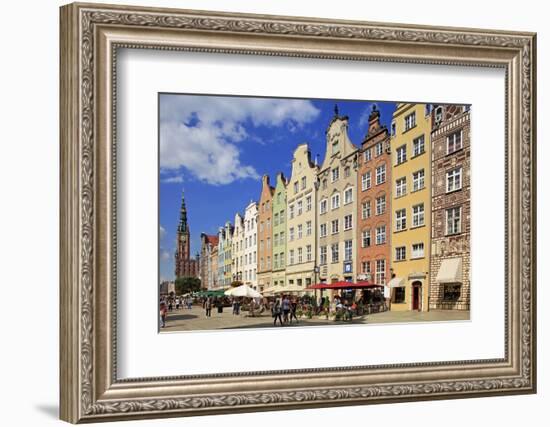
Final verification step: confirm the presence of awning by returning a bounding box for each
[388,277,405,288]
[435,257,463,283]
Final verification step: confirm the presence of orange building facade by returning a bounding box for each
[257,175,275,292]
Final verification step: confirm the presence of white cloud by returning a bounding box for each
[161,175,184,184]
[160,95,320,185]
[159,225,166,240]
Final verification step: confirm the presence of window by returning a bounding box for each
[297,200,303,216]
[396,177,407,197]
[447,130,463,154]
[266,237,270,249]
[391,122,396,137]
[280,231,285,242]
[395,246,406,261]
[412,169,425,191]
[279,252,285,267]
[277,192,282,203]
[306,196,312,212]
[297,247,303,263]
[412,203,425,227]
[332,141,339,154]
[260,221,264,232]
[279,210,285,223]
[375,142,383,157]
[364,148,372,162]
[344,240,353,261]
[425,104,432,116]
[443,284,462,301]
[331,193,340,210]
[376,163,386,184]
[320,199,327,214]
[393,287,405,303]
[320,223,327,238]
[301,176,306,190]
[361,229,371,248]
[376,225,386,245]
[396,209,406,231]
[331,243,339,263]
[322,179,327,190]
[446,167,463,192]
[273,214,278,227]
[289,204,294,219]
[306,245,312,262]
[344,187,353,204]
[259,240,264,252]
[344,166,351,178]
[344,214,353,230]
[375,259,386,284]
[411,242,424,258]
[267,256,271,269]
[273,233,278,247]
[396,145,407,164]
[331,167,339,182]
[331,219,339,234]
[361,201,371,219]
[289,250,295,265]
[361,171,371,191]
[404,112,416,131]
[320,246,327,264]
[297,224,303,239]
[376,194,386,215]
[306,220,312,236]
[289,227,294,241]
[265,201,269,211]
[446,207,462,235]
[413,135,425,156]
[293,181,299,194]
[266,219,270,230]
[362,261,371,274]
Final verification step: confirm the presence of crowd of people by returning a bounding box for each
[159,289,388,328]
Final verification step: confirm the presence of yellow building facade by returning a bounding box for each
[389,104,432,311]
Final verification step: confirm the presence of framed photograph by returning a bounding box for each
[60,2,537,423]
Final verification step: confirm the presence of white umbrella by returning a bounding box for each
[224,284,262,298]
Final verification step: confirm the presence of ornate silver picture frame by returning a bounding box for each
[60,2,536,423]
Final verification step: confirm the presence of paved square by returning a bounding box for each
[162,306,470,332]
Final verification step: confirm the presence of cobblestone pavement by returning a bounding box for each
[162,306,470,332]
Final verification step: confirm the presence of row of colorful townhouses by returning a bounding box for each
[198,103,471,311]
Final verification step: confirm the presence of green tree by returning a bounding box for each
[175,276,201,295]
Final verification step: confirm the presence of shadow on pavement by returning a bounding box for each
[167,314,199,321]
[221,318,368,329]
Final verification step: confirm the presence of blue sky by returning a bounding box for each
[159,94,397,281]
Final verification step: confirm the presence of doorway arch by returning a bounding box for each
[411,280,422,311]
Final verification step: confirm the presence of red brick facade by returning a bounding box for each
[356,107,392,284]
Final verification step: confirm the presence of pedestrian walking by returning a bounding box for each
[204,296,212,318]
[289,298,299,324]
[159,302,167,328]
[216,297,224,314]
[272,299,283,326]
[232,298,240,315]
[187,297,193,309]
[175,297,180,310]
[282,295,291,324]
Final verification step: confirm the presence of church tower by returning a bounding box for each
[174,189,198,278]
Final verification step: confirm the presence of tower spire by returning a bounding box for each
[178,188,188,233]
